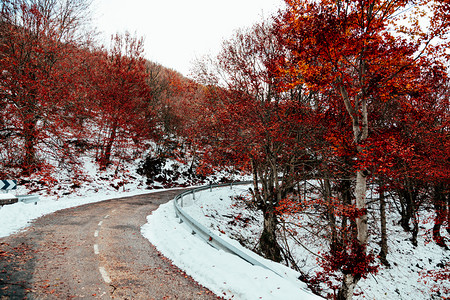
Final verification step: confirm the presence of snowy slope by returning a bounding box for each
[1,158,448,299]
[143,184,450,300]
[142,184,323,300]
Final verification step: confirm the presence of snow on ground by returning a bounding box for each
[0,156,323,299]
[0,172,322,299]
[0,152,206,239]
[0,153,215,238]
[0,193,16,200]
[143,183,450,300]
[141,184,323,300]
[0,182,179,239]
[1,156,448,300]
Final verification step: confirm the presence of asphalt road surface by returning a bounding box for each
[0,190,220,299]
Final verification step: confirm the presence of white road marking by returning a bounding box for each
[95,217,112,284]
[112,209,116,213]
[99,267,112,283]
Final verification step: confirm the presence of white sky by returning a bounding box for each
[92,0,285,77]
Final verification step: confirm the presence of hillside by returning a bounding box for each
[3,159,449,299]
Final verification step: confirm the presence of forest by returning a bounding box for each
[0,0,449,299]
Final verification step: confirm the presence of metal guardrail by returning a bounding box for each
[173,181,285,278]
[17,194,40,204]
[0,179,40,205]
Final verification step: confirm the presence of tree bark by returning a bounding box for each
[337,274,357,300]
[334,168,368,298]
[432,183,448,249]
[379,188,390,266]
[100,123,117,169]
[23,117,38,175]
[411,210,419,247]
[251,159,283,263]
[447,193,450,235]
[398,188,414,233]
[355,170,368,245]
[260,208,282,262]
[338,173,355,245]
[324,178,339,251]
[339,82,369,300]
[398,183,419,246]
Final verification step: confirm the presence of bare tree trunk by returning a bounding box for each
[339,82,369,299]
[447,193,450,235]
[261,158,283,262]
[411,207,419,247]
[23,117,38,175]
[398,189,412,232]
[324,178,339,251]
[100,123,117,169]
[355,170,368,245]
[433,183,448,249]
[339,174,354,244]
[379,188,390,266]
[260,208,282,262]
[333,170,369,299]
[337,274,357,300]
[251,159,283,263]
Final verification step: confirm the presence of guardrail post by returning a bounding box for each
[192,190,195,201]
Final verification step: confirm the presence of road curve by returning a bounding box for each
[0,190,220,299]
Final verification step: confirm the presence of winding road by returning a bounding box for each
[0,190,220,299]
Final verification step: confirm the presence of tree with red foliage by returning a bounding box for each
[0,0,92,176]
[276,0,450,298]
[193,21,322,262]
[378,58,449,247]
[88,33,155,169]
